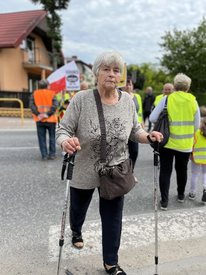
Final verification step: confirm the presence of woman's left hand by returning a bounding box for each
[148,131,163,143]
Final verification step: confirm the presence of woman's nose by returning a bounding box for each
[108,69,115,76]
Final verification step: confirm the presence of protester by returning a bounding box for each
[123,76,143,182]
[56,90,70,124]
[80,80,89,90]
[30,79,58,160]
[143,86,155,132]
[58,99,70,120]
[150,73,200,210]
[188,116,206,203]
[153,83,174,107]
[56,51,163,275]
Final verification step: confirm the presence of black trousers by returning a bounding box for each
[159,147,190,203]
[69,187,124,265]
[128,139,139,171]
[143,111,152,132]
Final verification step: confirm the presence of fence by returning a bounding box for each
[0,91,31,108]
[0,98,24,125]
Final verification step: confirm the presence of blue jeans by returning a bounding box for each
[69,187,124,265]
[36,122,56,158]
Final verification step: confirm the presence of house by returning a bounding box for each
[0,9,62,109]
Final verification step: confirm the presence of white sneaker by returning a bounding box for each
[188,192,196,200]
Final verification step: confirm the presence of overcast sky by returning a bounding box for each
[1,0,206,65]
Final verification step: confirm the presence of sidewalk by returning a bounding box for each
[51,208,206,275]
[0,117,36,130]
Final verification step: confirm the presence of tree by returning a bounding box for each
[127,63,172,94]
[160,18,206,94]
[30,0,71,69]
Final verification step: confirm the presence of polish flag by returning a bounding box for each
[47,61,80,93]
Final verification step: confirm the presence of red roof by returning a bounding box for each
[0,10,47,48]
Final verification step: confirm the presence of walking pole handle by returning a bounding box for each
[153,141,159,167]
[67,152,76,180]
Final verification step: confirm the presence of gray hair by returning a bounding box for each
[92,51,124,78]
[174,73,191,91]
[38,79,48,89]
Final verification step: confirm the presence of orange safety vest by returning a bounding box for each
[32,89,57,123]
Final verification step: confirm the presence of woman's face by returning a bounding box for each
[97,64,121,90]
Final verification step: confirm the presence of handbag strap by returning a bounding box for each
[164,96,168,109]
[93,89,107,164]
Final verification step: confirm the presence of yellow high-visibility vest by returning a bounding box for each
[192,129,206,164]
[56,92,70,108]
[134,93,143,123]
[165,91,197,151]
[154,94,163,107]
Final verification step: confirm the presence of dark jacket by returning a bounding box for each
[143,93,155,113]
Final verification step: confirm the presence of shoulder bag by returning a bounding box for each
[93,89,136,200]
[151,96,170,148]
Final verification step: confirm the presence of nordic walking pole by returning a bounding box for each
[153,142,159,275]
[57,152,76,275]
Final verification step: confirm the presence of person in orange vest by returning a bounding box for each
[188,116,206,203]
[30,80,58,160]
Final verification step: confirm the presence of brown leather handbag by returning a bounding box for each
[93,89,136,200]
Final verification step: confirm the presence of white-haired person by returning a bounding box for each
[153,83,174,107]
[56,51,163,275]
[150,73,200,211]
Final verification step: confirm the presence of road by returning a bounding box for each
[0,123,206,275]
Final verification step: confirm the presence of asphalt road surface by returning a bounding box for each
[0,127,206,275]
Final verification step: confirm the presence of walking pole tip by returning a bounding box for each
[65,268,74,275]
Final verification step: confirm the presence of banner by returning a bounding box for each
[47,61,80,93]
[65,61,80,91]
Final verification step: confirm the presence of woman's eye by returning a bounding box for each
[114,69,120,73]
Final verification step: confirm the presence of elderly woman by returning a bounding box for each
[56,51,162,275]
[150,73,200,211]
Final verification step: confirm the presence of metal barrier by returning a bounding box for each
[0,98,24,126]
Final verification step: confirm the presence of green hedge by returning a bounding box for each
[195,93,206,106]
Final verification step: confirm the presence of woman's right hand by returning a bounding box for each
[61,137,81,154]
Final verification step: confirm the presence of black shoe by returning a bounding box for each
[48,155,56,160]
[177,194,185,203]
[72,232,84,249]
[160,200,168,211]
[42,157,47,161]
[201,189,206,204]
[104,263,126,275]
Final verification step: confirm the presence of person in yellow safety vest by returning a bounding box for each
[188,116,206,203]
[30,79,58,160]
[123,77,143,183]
[153,83,174,107]
[56,90,71,124]
[149,73,201,210]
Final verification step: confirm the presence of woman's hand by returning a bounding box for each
[148,131,163,143]
[61,137,81,154]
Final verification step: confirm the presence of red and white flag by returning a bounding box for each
[47,61,80,93]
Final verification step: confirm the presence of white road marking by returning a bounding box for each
[0,129,35,132]
[48,208,206,262]
[0,147,38,150]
